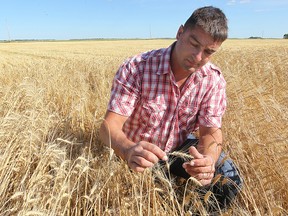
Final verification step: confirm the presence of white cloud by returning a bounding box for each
[239,0,251,3]
[239,0,251,4]
[227,0,236,5]
[227,0,251,5]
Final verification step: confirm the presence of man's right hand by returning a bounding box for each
[124,141,168,172]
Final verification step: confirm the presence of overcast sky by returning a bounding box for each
[0,0,287,40]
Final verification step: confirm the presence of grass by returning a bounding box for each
[0,39,287,215]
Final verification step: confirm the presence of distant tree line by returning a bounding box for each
[249,36,262,39]
[249,34,288,39]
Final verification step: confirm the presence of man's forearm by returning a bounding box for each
[100,112,168,172]
[198,126,223,164]
[99,112,135,161]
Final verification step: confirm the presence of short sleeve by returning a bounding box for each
[108,60,141,116]
[198,73,227,128]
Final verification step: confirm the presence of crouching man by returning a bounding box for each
[100,6,243,212]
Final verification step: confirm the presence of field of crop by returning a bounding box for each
[0,39,287,215]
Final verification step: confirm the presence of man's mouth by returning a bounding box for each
[187,58,198,68]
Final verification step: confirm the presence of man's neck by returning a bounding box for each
[170,48,194,89]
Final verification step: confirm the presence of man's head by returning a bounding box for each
[171,6,228,74]
[184,6,228,42]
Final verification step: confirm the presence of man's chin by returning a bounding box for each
[186,67,197,73]
[185,63,200,73]
[183,63,201,73]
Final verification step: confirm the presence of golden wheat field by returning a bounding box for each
[0,39,287,215]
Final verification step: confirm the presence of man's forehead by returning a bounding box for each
[189,32,222,50]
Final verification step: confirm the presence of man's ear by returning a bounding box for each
[176,25,184,40]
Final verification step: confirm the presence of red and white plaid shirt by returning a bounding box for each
[108,43,226,152]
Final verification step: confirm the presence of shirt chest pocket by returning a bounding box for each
[178,105,198,131]
[141,98,167,128]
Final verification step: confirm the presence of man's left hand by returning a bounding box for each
[182,146,215,185]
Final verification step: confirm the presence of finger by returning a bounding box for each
[132,144,160,164]
[188,173,214,184]
[184,156,214,168]
[188,146,204,159]
[199,179,213,186]
[182,166,214,182]
[183,163,215,174]
[195,172,214,180]
[182,164,199,176]
[128,156,155,172]
[138,149,160,164]
[129,161,146,172]
[140,141,168,161]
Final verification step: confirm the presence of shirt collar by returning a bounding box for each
[156,42,175,75]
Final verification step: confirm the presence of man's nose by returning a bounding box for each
[193,49,203,62]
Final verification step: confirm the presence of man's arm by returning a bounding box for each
[183,125,222,185]
[198,125,223,163]
[100,111,134,160]
[100,111,167,172]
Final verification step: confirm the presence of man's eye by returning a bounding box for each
[190,42,198,47]
[205,50,214,55]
